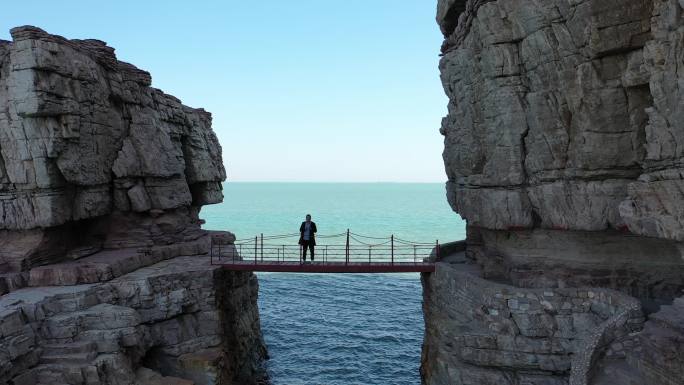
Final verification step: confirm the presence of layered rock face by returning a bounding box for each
[0,27,266,384]
[424,1,684,384]
[0,26,225,276]
[0,256,265,385]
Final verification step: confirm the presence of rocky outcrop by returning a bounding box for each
[0,256,266,385]
[0,25,224,275]
[425,1,684,384]
[0,27,266,384]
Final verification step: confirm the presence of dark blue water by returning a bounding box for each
[257,273,423,385]
[201,183,464,384]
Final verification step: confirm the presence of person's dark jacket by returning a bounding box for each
[298,221,317,245]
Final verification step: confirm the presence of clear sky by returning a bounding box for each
[1,1,447,182]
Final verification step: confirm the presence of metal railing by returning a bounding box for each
[211,229,439,265]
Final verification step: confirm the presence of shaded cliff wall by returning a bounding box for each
[423,1,684,384]
[0,27,266,385]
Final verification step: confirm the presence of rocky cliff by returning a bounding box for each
[0,27,266,385]
[424,1,684,384]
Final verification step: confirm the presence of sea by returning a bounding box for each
[202,183,466,385]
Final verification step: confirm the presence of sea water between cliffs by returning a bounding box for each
[202,183,465,385]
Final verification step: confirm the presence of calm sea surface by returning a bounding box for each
[202,183,465,385]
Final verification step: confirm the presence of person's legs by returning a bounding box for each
[309,243,315,261]
[302,242,308,261]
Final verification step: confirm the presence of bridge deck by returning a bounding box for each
[216,260,435,273]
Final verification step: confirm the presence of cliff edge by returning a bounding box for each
[0,26,266,385]
[424,1,684,384]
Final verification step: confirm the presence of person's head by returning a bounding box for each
[305,214,311,222]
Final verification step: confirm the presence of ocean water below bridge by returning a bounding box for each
[202,182,465,385]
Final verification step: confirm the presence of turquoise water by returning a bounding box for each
[201,183,465,385]
[201,183,465,242]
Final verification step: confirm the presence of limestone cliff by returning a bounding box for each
[0,27,266,384]
[424,1,684,384]
[0,25,225,276]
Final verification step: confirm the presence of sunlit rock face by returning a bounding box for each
[424,1,684,384]
[0,27,266,385]
[0,26,225,273]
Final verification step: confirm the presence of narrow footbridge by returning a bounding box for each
[211,230,438,273]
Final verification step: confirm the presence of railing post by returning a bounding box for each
[414,245,417,264]
[391,234,394,265]
[436,239,440,260]
[260,233,263,262]
[254,236,257,264]
[238,244,242,262]
[368,246,371,263]
[345,229,350,265]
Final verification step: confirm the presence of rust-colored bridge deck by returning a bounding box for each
[211,230,439,274]
[215,260,436,273]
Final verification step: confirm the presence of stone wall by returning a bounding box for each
[422,263,643,385]
[425,0,684,384]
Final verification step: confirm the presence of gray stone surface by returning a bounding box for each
[436,0,684,269]
[426,0,684,384]
[0,256,266,385]
[438,0,684,237]
[0,26,226,272]
[0,27,265,385]
[629,296,684,385]
[422,263,643,385]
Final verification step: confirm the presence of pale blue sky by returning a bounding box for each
[2,1,447,182]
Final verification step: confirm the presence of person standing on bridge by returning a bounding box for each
[299,214,317,262]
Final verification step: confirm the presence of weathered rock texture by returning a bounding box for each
[424,1,684,384]
[0,256,266,385]
[0,25,225,276]
[0,26,266,384]
[423,262,644,385]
